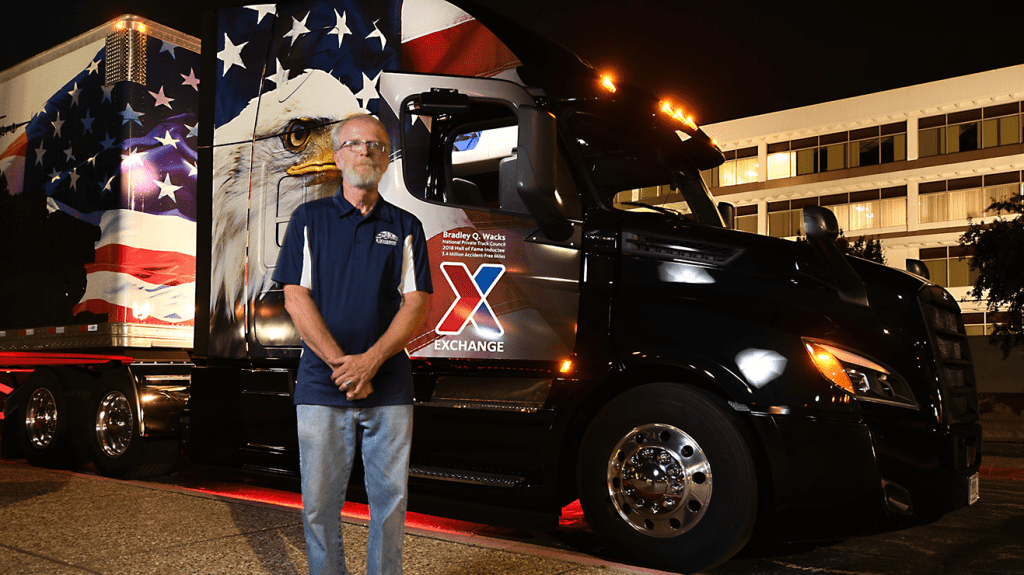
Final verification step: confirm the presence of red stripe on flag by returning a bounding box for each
[401,19,520,77]
[87,244,196,286]
[0,131,28,161]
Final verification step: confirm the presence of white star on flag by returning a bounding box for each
[181,68,200,91]
[120,103,145,126]
[330,9,351,47]
[218,34,248,76]
[184,159,198,177]
[34,143,46,166]
[86,59,100,75]
[81,110,95,134]
[160,41,177,58]
[154,173,182,202]
[284,12,310,44]
[247,4,276,24]
[264,58,289,88]
[64,147,74,161]
[366,20,386,49]
[355,71,381,107]
[51,112,64,137]
[68,83,82,106]
[123,147,148,167]
[102,86,114,103]
[149,86,175,109]
[155,130,180,148]
[69,169,80,190]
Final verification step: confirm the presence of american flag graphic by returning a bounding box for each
[214,0,519,130]
[1,30,200,328]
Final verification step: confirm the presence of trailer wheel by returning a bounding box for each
[577,383,757,573]
[18,369,84,469]
[86,372,179,480]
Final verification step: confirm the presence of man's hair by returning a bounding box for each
[331,113,391,153]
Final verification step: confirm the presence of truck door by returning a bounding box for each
[380,72,582,491]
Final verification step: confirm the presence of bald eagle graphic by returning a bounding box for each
[210,70,364,356]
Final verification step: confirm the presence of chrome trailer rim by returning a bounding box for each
[25,388,58,449]
[95,390,133,458]
[606,423,712,537]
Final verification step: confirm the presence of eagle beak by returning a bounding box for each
[286,126,341,182]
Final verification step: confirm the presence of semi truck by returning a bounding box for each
[1,0,982,571]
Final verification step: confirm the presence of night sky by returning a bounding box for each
[2,0,1021,124]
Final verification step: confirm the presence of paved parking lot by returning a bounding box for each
[1,457,1022,574]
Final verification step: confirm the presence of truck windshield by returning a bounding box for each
[565,110,723,226]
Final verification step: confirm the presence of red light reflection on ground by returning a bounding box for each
[184,481,587,533]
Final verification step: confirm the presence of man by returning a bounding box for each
[273,113,432,575]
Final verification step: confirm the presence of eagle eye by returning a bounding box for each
[282,119,315,151]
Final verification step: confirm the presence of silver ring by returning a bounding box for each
[344,380,351,387]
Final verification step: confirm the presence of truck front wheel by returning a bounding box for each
[577,383,757,572]
[86,371,179,479]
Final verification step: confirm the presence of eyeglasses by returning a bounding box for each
[339,140,388,154]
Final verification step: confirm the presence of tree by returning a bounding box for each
[835,230,886,265]
[959,194,1024,358]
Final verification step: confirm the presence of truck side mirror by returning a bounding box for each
[906,259,930,280]
[803,206,870,308]
[516,106,572,241]
[717,202,736,230]
[412,88,470,116]
[804,205,839,240]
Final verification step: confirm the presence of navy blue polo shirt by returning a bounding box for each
[273,190,432,408]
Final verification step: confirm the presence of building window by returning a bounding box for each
[919,102,1022,157]
[962,312,1008,336]
[767,150,795,179]
[765,122,906,182]
[849,124,907,168]
[918,174,1022,224]
[821,187,907,232]
[919,246,978,288]
[735,205,758,233]
[767,198,816,237]
[704,147,758,188]
[766,188,907,238]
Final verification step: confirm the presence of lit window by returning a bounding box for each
[767,151,794,180]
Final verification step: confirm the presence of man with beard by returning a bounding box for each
[273,113,432,575]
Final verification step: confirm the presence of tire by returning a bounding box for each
[17,369,86,469]
[86,371,180,480]
[577,383,758,573]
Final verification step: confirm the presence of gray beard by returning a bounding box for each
[343,161,385,189]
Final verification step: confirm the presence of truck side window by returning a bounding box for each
[449,124,518,211]
[402,99,580,220]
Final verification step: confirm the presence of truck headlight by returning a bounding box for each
[803,338,918,409]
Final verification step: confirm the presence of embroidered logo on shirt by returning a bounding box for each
[375,231,399,246]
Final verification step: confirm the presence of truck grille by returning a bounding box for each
[919,286,979,424]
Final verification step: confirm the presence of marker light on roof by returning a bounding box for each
[659,100,697,131]
[600,74,617,93]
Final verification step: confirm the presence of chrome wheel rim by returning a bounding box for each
[25,388,58,449]
[606,423,712,537]
[95,390,133,458]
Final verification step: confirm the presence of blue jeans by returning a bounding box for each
[297,404,413,575]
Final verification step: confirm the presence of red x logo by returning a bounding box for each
[435,262,505,336]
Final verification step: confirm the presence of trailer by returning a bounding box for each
[2,1,982,571]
